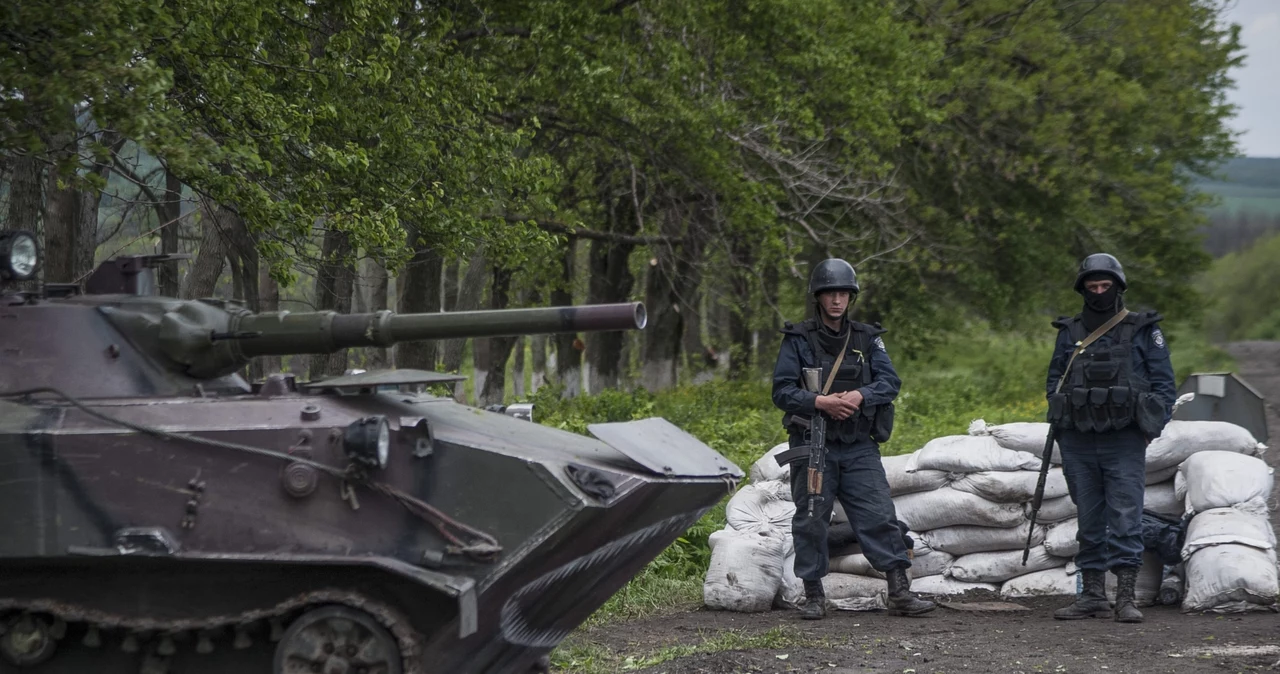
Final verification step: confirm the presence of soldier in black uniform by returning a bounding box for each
[1046,253,1176,623]
[771,258,936,620]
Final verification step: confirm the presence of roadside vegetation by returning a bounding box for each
[539,322,1233,671]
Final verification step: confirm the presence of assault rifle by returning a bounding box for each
[800,368,826,517]
[1022,426,1057,564]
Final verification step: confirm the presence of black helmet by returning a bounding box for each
[809,258,859,295]
[1074,253,1127,292]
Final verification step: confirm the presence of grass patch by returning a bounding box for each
[538,324,1234,670]
[552,625,820,674]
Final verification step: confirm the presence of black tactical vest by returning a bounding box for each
[1051,312,1155,434]
[784,318,885,443]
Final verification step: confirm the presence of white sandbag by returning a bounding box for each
[910,549,954,578]
[1183,507,1276,557]
[908,435,1041,474]
[883,453,952,496]
[951,468,1069,503]
[1177,451,1274,517]
[922,521,1045,557]
[1145,420,1267,473]
[1001,567,1078,598]
[1043,519,1079,558]
[1145,465,1179,485]
[912,576,998,596]
[894,487,1026,531]
[1182,544,1279,613]
[822,573,888,611]
[775,551,804,609]
[1026,496,1077,523]
[949,546,1063,584]
[1144,481,1184,519]
[969,419,1061,463]
[830,553,886,579]
[703,528,786,612]
[725,480,795,534]
[750,442,791,483]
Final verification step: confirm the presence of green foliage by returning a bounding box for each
[1202,232,1280,341]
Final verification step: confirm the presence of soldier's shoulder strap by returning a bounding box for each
[780,318,818,337]
[1052,314,1086,342]
[1116,310,1163,342]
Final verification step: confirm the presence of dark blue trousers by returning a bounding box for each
[788,439,910,580]
[1059,427,1147,571]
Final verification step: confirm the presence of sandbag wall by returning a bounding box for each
[704,419,1273,613]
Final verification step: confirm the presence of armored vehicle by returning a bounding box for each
[0,230,743,674]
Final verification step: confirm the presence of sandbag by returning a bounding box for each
[951,468,1069,503]
[750,442,791,483]
[725,480,795,534]
[822,573,887,611]
[1177,451,1274,517]
[922,521,1045,557]
[883,453,952,496]
[1026,496,1077,523]
[776,551,804,609]
[1043,519,1079,558]
[1146,465,1179,485]
[1001,567,1078,598]
[1182,544,1279,613]
[894,487,1026,531]
[1145,420,1267,473]
[912,576,998,596]
[830,553,885,579]
[969,419,1061,463]
[703,528,786,612]
[910,549,954,578]
[949,546,1063,584]
[907,435,1041,474]
[1183,507,1276,557]
[1144,481,1184,519]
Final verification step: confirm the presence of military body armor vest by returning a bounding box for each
[1050,312,1157,434]
[783,318,892,444]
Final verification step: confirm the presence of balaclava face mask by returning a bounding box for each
[1080,274,1124,332]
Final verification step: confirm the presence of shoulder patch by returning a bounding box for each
[1152,328,1165,349]
[873,336,887,352]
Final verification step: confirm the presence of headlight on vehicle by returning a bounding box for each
[0,230,39,281]
[344,416,390,469]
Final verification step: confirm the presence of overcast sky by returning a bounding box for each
[1224,0,1280,158]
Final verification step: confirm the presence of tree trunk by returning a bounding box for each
[43,165,81,283]
[159,169,183,297]
[442,250,487,400]
[728,236,755,377]
[308,228,356,379]
[512,337,526,398]
[641,207,688,391]
[183,205,231,299]
[585,197,638,393]
[552,237,582,397]
[395,234,443,372]
[6,155,42,233]
[476,267,516,406]
[530,334,547,394]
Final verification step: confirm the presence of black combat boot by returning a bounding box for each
[1113,567,1145,623]
[801,580,826,620]
[1054,569,1113,620]
[886,568,937,616]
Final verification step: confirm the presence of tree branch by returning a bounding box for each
[500,214,682,245]
[445,26,531,43]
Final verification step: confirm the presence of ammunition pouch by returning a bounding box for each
[1046,392,1070,429]
[1136,392,1165,438]
[867,402,894,443]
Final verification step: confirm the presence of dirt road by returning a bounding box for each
[558,342,1280,674]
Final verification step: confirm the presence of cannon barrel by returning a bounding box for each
[231,302,647,359]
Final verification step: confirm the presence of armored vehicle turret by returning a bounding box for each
[0,232,742,674]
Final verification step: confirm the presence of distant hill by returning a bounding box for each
[1193,157,1280,216]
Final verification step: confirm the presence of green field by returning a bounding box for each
[1195,157,1280,216]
